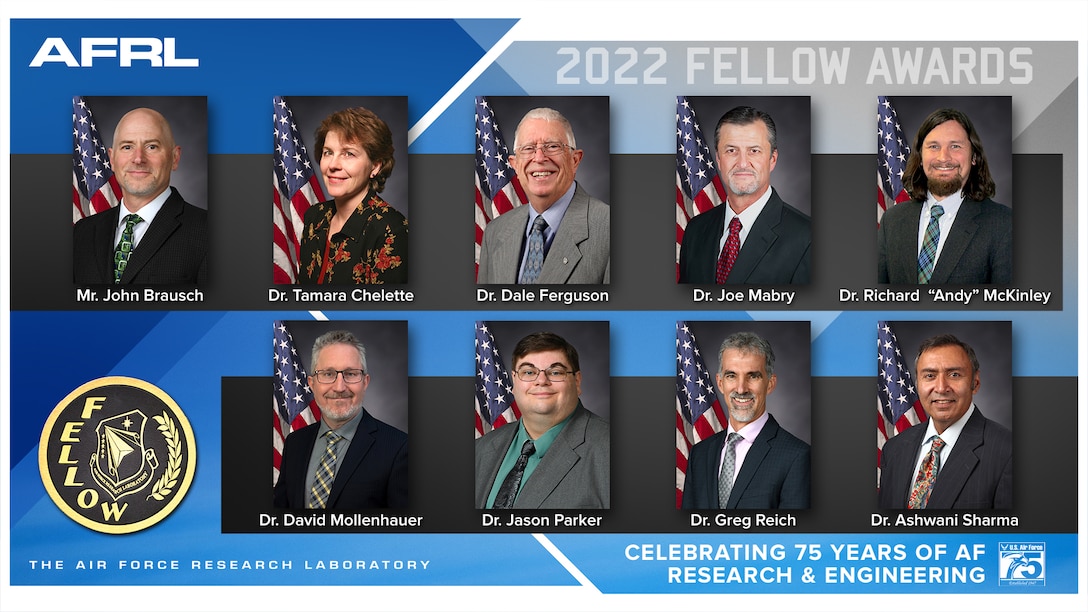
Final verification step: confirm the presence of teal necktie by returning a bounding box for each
[917,205,944,283]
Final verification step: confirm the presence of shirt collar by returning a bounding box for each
[924,189,965,219]
[525,182,577,239]
[728,410,770,439]
[517,407,576,457]
[723,186,774,233]
[118,186,172,229]
[923,404,975,448]
[316,407,365,444]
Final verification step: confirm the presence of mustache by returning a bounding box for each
[729,392,755,401]
[323,391,354,399]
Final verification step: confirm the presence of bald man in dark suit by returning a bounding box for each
[73,107,207,285]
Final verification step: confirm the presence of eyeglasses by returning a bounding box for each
[312,369,366,384]
[514,142,572,158]
[515,366,576,382]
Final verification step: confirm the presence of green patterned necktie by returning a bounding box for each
[113,213,143,283]
[308,431,343,509]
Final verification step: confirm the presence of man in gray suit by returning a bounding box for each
[476,331,609,509]
[682,332,810,510]
[878,107,1011,284]
[878,334,1012,509]
[477,108,610,284]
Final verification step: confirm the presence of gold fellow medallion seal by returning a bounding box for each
[39,376,197,533]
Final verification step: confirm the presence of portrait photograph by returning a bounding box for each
[273,96,409,285]
[676,96,812,285]
[72,95,208,285]
[474,96,611,285]
[676,320,811,509]
[474,320,610,509]
[876,319,1012,509]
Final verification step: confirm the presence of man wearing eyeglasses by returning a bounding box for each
[477,107,610,284]
[475,332,610,509]
[274,330,408,509]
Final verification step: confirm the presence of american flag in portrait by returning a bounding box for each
[474,96,527,280]
[273,321,321,485]
[876,321,927,488]
[273,96,326,284]
[474,321,521,438]
[877,96,912,226]
[675,321,727,508]
[675,97,727,276]
[72,96,122,223]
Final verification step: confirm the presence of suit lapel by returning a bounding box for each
[289,425,320,505]
[930,199,981,284]
[891,424,927,507]
[539,186,589,283]
[514,406,588,508]
[494,206,529,283]
[94,206,121,282]
[327,411,377,508]
[890,200,923,281]
[476,423,518,507]
[729,192,784,284]
[121,189,182,283]
[727,415,778,509]
[693,205,727,281]
[928,409,984,508]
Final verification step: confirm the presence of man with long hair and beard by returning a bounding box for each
[878,107,1012,284]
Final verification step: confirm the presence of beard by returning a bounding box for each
[726,392,759,423]
[318,392,363,425]
[726,172,761,196]
[927,173,965,198]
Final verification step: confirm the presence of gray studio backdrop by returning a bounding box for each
[883,320,1012,431]
[687,320,812,444]
[689,96,812,215]
[483,96,611,204]
[481,320,611,421]
[280,320,409,433]
[79,96,208,210]
[282,96,410,217]
[883,96,1013,208]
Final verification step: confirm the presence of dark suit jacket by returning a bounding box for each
[477,183,610,284]
[679,188,811,284]
[475,403,609,509]
[273,409,409,509]
[877,197,1012,284]
[878,407,1012,509]
[682,414,810,510]
[73,187,208,284]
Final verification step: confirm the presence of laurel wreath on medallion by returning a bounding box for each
[148,411,184,501]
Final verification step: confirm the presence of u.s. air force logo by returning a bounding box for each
[39,377,196,534]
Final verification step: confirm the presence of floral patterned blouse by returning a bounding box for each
[299,193,408,284]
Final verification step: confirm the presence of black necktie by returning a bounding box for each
[493,439,536,509]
